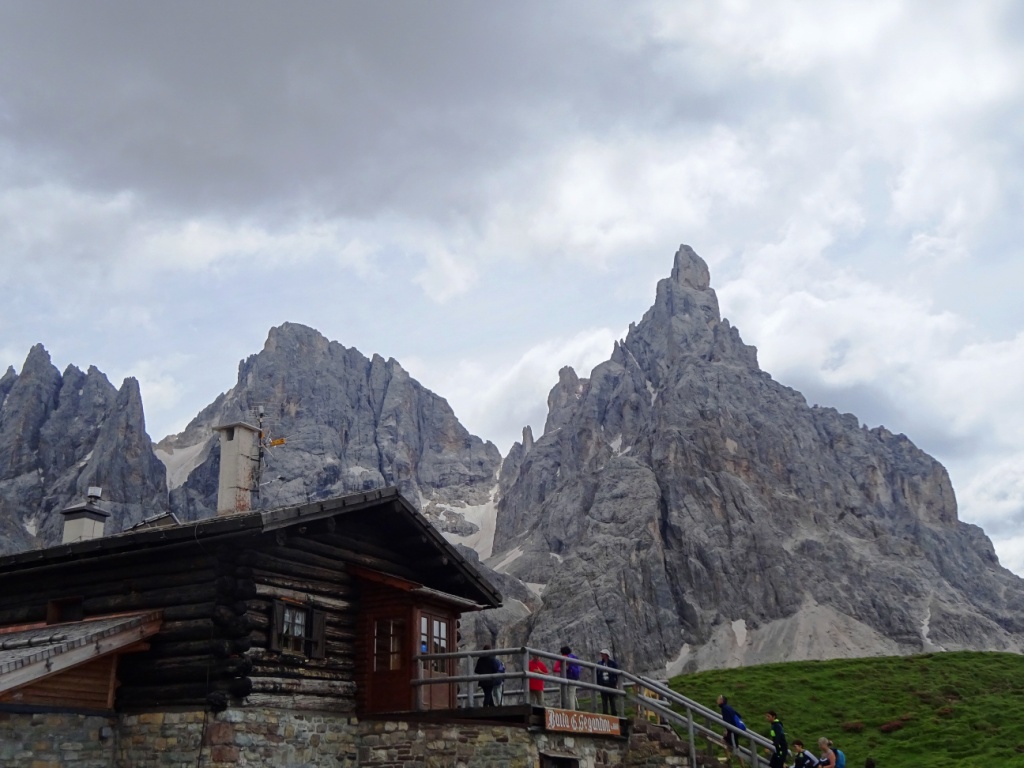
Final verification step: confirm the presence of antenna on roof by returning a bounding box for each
[252,404,287,502]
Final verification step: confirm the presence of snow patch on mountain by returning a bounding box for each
[155,438,210,490]
[441,484,499,559]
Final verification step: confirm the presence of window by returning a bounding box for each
[271,600,326,659]
[419,612,450,673]
[46,596,83,624]
[373,618,405,672]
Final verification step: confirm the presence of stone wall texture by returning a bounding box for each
[1,707,693,767]
[0,711,116,768]
[116,708,358,768]
[357,719,629,768]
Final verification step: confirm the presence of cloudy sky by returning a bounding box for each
[1,2,1022,571]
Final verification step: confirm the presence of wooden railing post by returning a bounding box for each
[465,653,475,709]
[414,653,423,712]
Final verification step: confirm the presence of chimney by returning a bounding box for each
[61,486,110,543]
[213,422,261,515]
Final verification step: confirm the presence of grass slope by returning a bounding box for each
[668,651,1024,768]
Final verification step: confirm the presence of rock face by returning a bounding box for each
[158,323,503,531]
[488,245,1024,674]
[2,252,1022,678]
[0,346,169,549]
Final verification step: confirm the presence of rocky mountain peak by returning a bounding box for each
[0,347,167,551]
[264,321,331,356]
[487,244,1024,675]
[544,366,589,435]
[21,343,55,376]
[163,322,501,526]
[669,243,712,290]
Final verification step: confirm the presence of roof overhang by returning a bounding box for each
[0,611,163,695]
[0,487,503,609]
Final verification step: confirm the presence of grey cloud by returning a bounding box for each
[780,374,985,462]
[0,1,727,222]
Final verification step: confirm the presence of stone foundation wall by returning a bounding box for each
[116,708,358,767]
[357,719,629,768]
[0,711,116,768]
[1,707,693,768]
[625,718,692,767]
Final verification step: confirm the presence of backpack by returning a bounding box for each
[734,715,746,731]
[495,659,505,674]
[834,748,846,768]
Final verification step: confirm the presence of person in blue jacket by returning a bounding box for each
[716,695,746,751]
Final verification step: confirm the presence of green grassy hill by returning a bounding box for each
[667,651,1024,768]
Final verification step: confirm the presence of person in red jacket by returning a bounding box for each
[528,654,549,706]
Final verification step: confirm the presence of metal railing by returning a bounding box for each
[413,645,777,766]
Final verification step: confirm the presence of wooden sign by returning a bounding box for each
[544,707,621,736]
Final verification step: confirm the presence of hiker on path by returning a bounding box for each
[764,710,787,768]
[554,645,581,710]
[596,648,621,716]
[828,740,846,768]
[716,695,746,752]
[528,654,548,706]
[817,737,837,768]
[790,739,819,768]
[473,645,500,707]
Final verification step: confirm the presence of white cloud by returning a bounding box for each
[404,327,621,453]
[475,129,765,270]
[1,1,1022,575]
[413,238,479,302]
[122,353,193,435]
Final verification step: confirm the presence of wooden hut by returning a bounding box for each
[0,487,501,716]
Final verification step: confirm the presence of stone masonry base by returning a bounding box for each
[0,707,693,768]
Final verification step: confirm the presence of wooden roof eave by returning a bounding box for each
[347,564,491,612]
[391,495,502,610]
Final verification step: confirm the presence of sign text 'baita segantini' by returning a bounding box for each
[544,708,621,736]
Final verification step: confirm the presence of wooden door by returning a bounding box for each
[366,614,410,713]
[417,609,455,710]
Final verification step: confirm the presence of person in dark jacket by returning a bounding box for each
[791,739,819,768]
[473,645,499,707]
[596,649,620,716]
[716,695,745,751]
[764,710,787,768]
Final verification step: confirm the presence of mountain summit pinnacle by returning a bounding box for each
[670,244,711,290]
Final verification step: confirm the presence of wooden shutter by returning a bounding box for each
[270,600,285,651]
[311,609,326,659]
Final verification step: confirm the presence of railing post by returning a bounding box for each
[414,653,423,712]
[559,656,568,709]
[465,654,474,709]
[686,708,696,766]
[522,648,531,706]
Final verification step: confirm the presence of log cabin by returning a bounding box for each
[0,484,501,717]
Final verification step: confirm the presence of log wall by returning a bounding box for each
[0,537,249,712]
[238,534,361,713]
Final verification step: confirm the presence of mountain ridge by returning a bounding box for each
[484,244,1023,673]
[0,245,1020,676]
